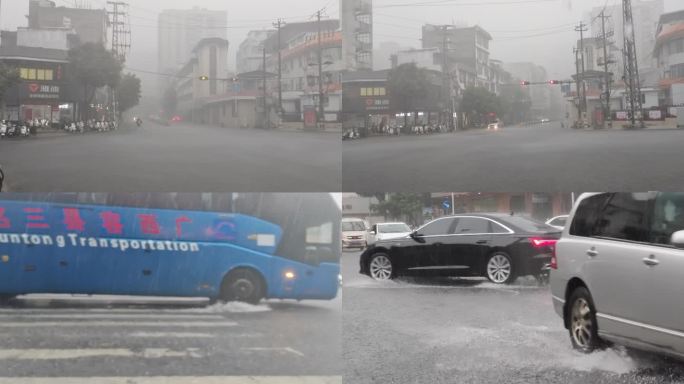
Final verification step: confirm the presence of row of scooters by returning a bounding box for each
[343,124,450,140]
[64,120,119,133]
[0,120,35,138]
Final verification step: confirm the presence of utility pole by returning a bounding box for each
[573,47,582,126]
[316,9,325,129]
[622,0,644,128]
[575,21,588,124]
[262,46,268,129]
[441,25,454,131]
[599,11,613,128]
[273,18,285,116]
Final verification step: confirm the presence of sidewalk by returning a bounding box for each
[278,122,342,134]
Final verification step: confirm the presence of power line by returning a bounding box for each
[374,0,557,8]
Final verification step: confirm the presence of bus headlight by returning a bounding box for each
[284,271,296,280]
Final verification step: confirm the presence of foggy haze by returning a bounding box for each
[1,0,682,99]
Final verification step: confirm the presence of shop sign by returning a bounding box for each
[365,98,390,111]
[27,83,60,100]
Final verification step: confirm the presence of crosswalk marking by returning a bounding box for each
[0,348,204,360]
[0,321,238,327]
[242,347,306,357]
[127,332,215,338]
[0,313,225,320]
[0,377,342,384]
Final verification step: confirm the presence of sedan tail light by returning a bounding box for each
[530,237,559,270]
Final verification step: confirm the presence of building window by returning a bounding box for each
[360,88,367,96]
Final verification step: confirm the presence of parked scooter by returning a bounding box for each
[342,128,360,140]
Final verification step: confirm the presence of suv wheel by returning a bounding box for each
[486,252,516,284]
[368,253,393,281]
[568,287,602,353]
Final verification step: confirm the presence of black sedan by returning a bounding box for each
[359,214,560,284]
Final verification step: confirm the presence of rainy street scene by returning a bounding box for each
[343,256,684,384]
[342,193,684,384]
[0,295,341,384]
[0,123,339,192]
[0,193,342,383]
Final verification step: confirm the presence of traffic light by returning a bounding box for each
[548,80,561,85]
[199,76,209,81]
[520,81,530,86]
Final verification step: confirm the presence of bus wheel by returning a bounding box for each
[220,269,265,305]
[0,295,15,306]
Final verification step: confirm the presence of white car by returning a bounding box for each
[342,218,368,250]
[487,120,504,131]
[545,215,569,231]
[368,222,412,245]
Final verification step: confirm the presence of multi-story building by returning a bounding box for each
[422,24,493,90]
[27,0,108,45]
[236,30,274,74]
[503,62,551,117]
[174,38,230,125]
[0,29,80,122]
[654,9,684,107]
[263,20,343,123]
[158,8,227,84]
[587,0,664,71]
[341,0,373,72]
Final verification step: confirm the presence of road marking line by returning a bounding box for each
[241,347,306,357]
[0,321,237,328]
[127,332,214,338]
[0,348,204,360]
[0,377,342,384]
[0,314,225,320]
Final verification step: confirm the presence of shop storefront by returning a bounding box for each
[0,46,77,124]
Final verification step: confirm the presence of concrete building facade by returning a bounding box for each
[158,8,227,83]
[264,21,344,123]
[341,0,373,71]
[28,0,108,45]
[236,30,274,74]
[654,9,684,107]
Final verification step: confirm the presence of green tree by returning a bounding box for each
[116,73,141,118]
[0,63,20,118]
[161,87,178,120]
[499,84,532,124]
[387,63,435,128]
[68,43,122,119]
[371,193,424,227]
[460,87,501,128]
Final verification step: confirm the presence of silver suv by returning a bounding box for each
[551,192,684,359]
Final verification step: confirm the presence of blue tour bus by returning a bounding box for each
[0,193,340,304]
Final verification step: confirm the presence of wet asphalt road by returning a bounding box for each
[0,124,340,192]
[0,295,341,383]
[342,122,684,192]
[342,250,684,384]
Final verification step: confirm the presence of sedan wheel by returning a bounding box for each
[486,253,513,284]
[369,254,393,281]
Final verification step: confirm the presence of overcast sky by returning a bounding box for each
[2,0,683,96]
